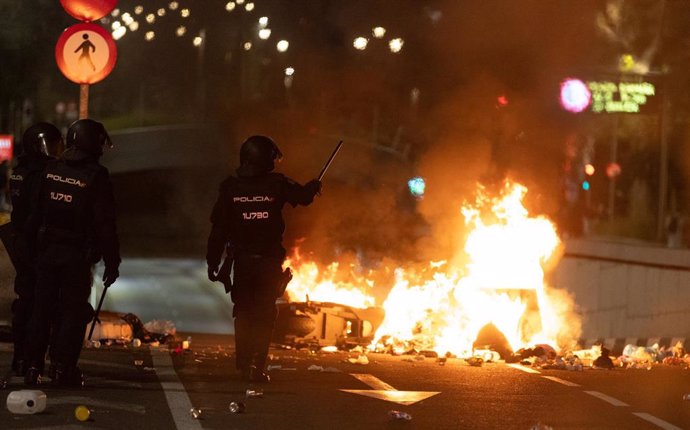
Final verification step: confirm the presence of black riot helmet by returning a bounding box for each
[239,135,283,174]
[66,119,113,156]
[21,122,64,159]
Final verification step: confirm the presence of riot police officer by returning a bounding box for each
[8,123,64,376]
[207,135,321,382]
[25,119,120,387]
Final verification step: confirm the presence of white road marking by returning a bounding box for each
[50,396,146,414]
[506,363,541,374]
[152,350,203,430]
[584,390,629,406]
[351,373,397,390]
[342,374,441,406]
[78,358,135,370]
[541,376,581,387]
[632,413,684,430]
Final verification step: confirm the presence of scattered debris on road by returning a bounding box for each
[388,410,412,421]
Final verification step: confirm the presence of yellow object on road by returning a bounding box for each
[74,405,91,421]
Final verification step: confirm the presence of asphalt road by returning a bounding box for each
[1,335,688,430]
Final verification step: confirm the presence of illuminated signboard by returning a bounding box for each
[0,135,13,161]
[587,81,655,113]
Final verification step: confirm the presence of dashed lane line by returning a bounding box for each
[584,390,630,407]
[506,363,541,374]
[632,412,684,430]
[540,376,581,387]
[152,350,203,430]
[508,364,684,429]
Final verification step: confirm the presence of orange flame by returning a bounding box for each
[284,181,580,357]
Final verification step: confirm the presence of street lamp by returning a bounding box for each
[168,2,178,10]
[258,28,271,40]
[245,3,255,11]
[225,2,236,12]
[259,16,268,27]
[353,37,368,50]
[181,8,190,18]
[176,26,186,37]
[389,38,404,53]
[276,40,289,52]
[372,27,386,38]
[145,31,155,41]
[134,6,143,14]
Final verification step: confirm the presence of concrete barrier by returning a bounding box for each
[552,238,690,342]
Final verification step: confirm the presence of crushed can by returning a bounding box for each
[189,407,202,419]
[388,410,412,421]
[246,389,263,398]
[6,390,47,414]
[229,401,246,414]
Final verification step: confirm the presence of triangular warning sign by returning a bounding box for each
[340,389,440,406]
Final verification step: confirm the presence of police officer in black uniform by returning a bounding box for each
[25,119,120,387]
[8,123,64,376]
[207,135,321,382]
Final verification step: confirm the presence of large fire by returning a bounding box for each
[284,181,580,357]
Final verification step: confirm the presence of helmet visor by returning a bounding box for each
[38,133,65,158]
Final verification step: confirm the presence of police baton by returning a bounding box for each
[87,284,110,341]
[318,140,344,181]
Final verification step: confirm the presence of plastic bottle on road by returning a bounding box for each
[6,390,47,414]
[229,401,246,413]
[388,410,412,421]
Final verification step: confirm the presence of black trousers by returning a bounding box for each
[26,247,94,371]
[11,257,35,367]
[231,254,282,371]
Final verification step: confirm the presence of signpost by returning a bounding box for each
[60,0,118,22]
[57,1,118,119]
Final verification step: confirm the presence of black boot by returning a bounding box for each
[24,367,42,386]
[249,365,270,383]
[12,359,26,377]
[52,366,85,388]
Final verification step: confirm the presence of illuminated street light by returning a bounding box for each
[169,1,179,10]
[259,16,268,27]
[372,26,386,38]
[225,2,236,12]
[245,3,255,11]
[353,37,368,50]
[112,26,126,40]
[276,40,289,52]
[146,14,155,24]
[111,8,120,17]
[129,22,139,31]
[111,21,122,30]
[243,42,252,50]
[122,13,132,24]
[181,8,190,18]
[236,0,245,4]
[389,38,404,53]
[157,8,166,17]
[285,67,295,76]
[193,36,203,47]
[258,28,271,40]
[176,26,187,37]
[134,6,143,15]
[145,31,155,41]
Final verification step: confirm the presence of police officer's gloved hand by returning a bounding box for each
[103,267,119,287]
[208,265,219,282]
[306,179,322,196]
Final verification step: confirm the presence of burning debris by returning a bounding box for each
[284,181,580,359]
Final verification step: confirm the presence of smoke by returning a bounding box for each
[217,1,603,268]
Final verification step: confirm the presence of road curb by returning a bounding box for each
[579,337,688,356]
